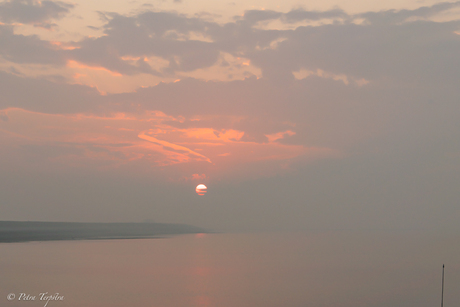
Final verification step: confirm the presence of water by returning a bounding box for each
[1,231,459,307]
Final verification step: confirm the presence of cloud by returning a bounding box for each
[0,3,459,174]
[0,71,103,113]
[138,130,212,163]
[252,19,460,84]
[0,0,74,28]
[0,109,8,121]
[71,3,460,84]
[358,1,460,25]
[282,8,348,23]
[62,11,222,76]
[1,2,459,86]
[239,9,282,25]
[0,107,330,179]
[0,24,66,65]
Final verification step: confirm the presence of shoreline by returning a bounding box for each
[0,221,208,243]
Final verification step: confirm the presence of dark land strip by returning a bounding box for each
[0,221,208,243]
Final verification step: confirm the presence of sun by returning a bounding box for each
[196,184,207,196]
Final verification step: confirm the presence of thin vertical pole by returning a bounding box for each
[441,264,444,307]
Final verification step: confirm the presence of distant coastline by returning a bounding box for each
[0,221,208,243]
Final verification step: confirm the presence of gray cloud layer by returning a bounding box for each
[2,2,459,79]
[0,0,73,28]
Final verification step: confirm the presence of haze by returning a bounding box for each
[1,0,460,232]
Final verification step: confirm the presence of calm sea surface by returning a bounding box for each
[1,231,459,307]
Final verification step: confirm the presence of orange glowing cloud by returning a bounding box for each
[138,131,212,163]
[0,108,337,179]
[266,130,296,143]
[184,128,244,142]
[192,173,207,180]
[67,60,122,77]
[50,41,79,50]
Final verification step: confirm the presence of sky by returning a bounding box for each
[0,0,460,232]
